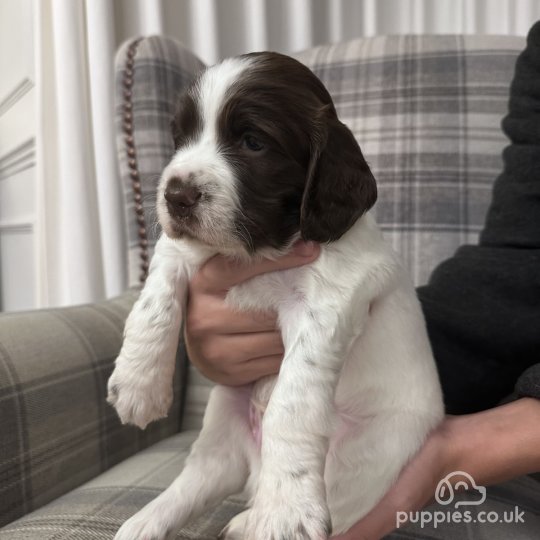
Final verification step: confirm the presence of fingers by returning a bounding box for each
[195,332,285,364]
[189,350,283,386]
[193,240,320,294]
[186,293,279,334]
[235,355,283,384]
[203,308,279,334]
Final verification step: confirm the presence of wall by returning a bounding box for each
[0,0,35,311]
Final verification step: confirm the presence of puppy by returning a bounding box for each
[108,51,444,540]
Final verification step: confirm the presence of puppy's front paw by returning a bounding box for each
[107,354,173,429]
[244,496,330,540]
[114,501,178,540]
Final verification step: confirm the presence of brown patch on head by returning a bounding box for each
[217,52,377,250]
[167,52,377,253]
[214,52,332,252]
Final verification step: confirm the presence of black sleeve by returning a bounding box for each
[515,364,540,400]
[416,21,540,415]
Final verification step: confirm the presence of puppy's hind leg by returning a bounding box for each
[114,385,256,540]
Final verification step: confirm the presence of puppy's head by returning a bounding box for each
[157,52,376,256]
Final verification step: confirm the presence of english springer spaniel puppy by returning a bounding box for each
[109,52,444,540]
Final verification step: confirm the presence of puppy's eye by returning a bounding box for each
[242,134,265,152]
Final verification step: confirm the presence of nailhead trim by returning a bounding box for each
[122,38,149,284]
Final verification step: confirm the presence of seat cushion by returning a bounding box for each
[0,431,245,539]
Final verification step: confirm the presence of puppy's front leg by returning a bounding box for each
[245,301,369,540]
[107,234,201,429]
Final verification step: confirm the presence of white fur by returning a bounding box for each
[157,57,254,253]
[109,58,444,540]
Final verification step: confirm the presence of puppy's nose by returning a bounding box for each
[164,177,201,209]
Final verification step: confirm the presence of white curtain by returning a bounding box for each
[34,0,540,307]
[163,0,540,65]
[36,0,116,307]
[35,0,165,307]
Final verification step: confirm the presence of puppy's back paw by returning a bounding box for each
[219,509,249,539]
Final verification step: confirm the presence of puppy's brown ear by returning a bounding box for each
[300,117,377,242]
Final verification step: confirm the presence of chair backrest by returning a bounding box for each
[115,34,524,431]
[297,34,523,285]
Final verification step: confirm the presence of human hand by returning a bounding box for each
[332,398,540,540]
[184,241,320,385]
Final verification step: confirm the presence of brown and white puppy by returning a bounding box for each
[161,52,376,250]
[109,52,443,540]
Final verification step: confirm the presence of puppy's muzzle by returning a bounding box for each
[165,176,202,218]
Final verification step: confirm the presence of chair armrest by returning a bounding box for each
[0,289,186,526]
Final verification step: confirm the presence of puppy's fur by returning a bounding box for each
[109,52,444,540]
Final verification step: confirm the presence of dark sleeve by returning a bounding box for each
[515,364,540,400]
[416,22,540,415]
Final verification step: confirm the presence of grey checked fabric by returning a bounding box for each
[0,289,186,527]
[0,431,246,540]
[119,34,525,290]
[297,34,525,286]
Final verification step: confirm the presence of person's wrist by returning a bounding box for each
[443,399,540,487]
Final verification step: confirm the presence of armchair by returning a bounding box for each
[0,33,530,539]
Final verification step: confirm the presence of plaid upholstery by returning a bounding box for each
[297,34,525,286]
[115,36,205,287]
[1,431,537,539]
[0,289,185,527]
